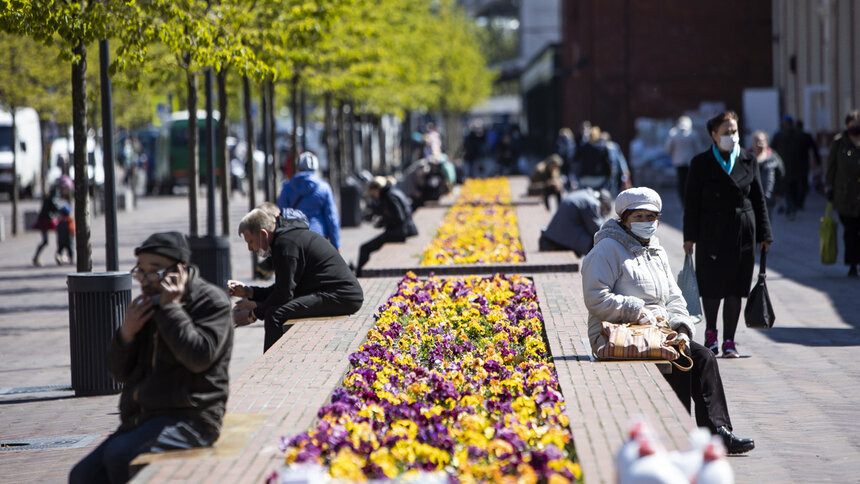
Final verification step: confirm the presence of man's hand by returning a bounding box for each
[232,309,255,328]
[760,240,772,252]
[227,280,250,298]
[683,241,694,255]
[121,295,154,343]
[159,264,187,306]
[234,298,256,311]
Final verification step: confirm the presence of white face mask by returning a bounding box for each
[630,220,658,240]
[718,133,739,152]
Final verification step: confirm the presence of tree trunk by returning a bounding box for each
[187,69,199,237]
[362,113,372,172]
[299,84,307,152]
[10,107,19,236]
[267,79,276,199]
[325,92,339,206]
[290,74,299,176]
[243,76,256,209]
[260,81,269,201]
[401,110,412,171]
[217,68,230,236]
[376,116,389,175]
[337,100,346,181]
[72,41,92,272]
[347,103,356,174]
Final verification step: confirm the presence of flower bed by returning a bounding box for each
[279,272,581,483]
[421,178,525,266]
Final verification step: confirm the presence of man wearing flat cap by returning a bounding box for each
[70,232,233,484]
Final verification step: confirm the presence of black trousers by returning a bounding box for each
[263,293,363,352]
[663,340,732,432]
[676,166,690,205]
[839,213,860,266]
[357,232,404,272]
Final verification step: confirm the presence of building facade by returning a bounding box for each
[772,0,860,141]
[558,0,773,155]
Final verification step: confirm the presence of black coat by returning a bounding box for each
[108,266,233,436]
[377,184,418,240]
[683,147,773,298]
[250,218,363,318]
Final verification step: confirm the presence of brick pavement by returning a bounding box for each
[4,181,860,482]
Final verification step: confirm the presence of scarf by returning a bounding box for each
[712,142,739,174]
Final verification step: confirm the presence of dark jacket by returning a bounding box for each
[824,133,860,217]
[683,147,773,298]
[377,184,418,240]
[108,266,233,436]
[541,189,603,256]
[250,218,363,318]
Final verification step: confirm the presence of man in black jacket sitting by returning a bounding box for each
[70,232,233,484]
[229,208,364,352]
[356,176,419,274]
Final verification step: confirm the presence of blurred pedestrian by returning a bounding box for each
[556,127,576,183]
[539,188,612,256]
[69,232,233,484]
[599,131,632,195]
[750,131,785,220]
[496,133,516,175]
[796,119,823,197]
[276,152,341,249]
[824,109,860,277]
[665,115,705,204]
[684,111,773,357]
[357,176,418,274]
[574,126,612,190]
[462,122,485,178]
[771,115,805,219]
[55,204,75,265]
[230,208,363,352]
[528,154,564,210]
[31,179,64,267]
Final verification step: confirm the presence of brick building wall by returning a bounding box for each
[559,0,773,154]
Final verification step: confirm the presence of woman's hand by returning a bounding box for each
[637,308,657,325]
[683,241,694,255]
[760,241,771,252]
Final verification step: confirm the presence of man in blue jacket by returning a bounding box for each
[276,152,340,249]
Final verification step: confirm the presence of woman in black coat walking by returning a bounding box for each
[683,111,773,357]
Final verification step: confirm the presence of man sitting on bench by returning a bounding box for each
[70,232,234,483]
[229,208,364,352]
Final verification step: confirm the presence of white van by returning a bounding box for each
[47,136,104,191]
[0,107,42,198]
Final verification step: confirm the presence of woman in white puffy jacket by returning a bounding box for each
[581,187,754,455]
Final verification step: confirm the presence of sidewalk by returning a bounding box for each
[3,183,860,482]
[0,191,379,483]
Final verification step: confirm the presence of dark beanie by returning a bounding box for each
[134,231,191,264]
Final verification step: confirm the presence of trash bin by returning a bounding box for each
[67,272,131,396]
[189,235,231,289]
[341,182,363,227]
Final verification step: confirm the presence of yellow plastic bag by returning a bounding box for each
[819,202,838,265]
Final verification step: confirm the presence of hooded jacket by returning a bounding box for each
[377,183,418,240]
[581,218,696,352]
[107,266,233,436]
[277,172,341,248]
[250,218,363,318]
[541,189,603,256]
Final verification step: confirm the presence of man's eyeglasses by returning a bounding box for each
[131,264,177,283]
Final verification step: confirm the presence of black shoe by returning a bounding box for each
[849,266,858,278]
[715,426,755,454]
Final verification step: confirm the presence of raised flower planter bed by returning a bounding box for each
[278,272,582,483]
